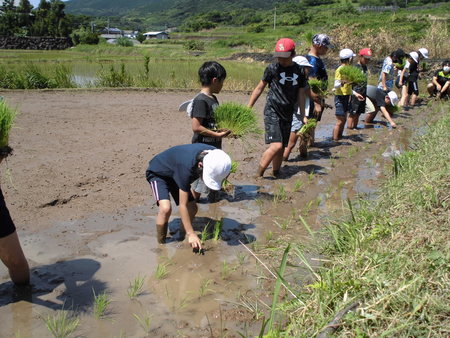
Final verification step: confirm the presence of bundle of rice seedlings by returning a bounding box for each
[214,102,260,137]
[0,100,17,157]
[308,79,328,97]
[297,119,317,135]
[339,65,366,85]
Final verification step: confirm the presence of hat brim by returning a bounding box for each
[274,51,293,58]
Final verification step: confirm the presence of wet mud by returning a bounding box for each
[0,89,441,337]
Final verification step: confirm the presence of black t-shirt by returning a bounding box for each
[305,54,328,82]
[146,144,216,192]
[436,70,450,86]
[191,93,221,148]
[262,62,308,121]
[366,85,387,107]
[408,60,419,81]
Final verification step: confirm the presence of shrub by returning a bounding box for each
[117,37,133,47]
[184,40,205,51]
[0,100,17,151]
[136,32,146,44]
[247,24,265,33]
[71,27,99,45]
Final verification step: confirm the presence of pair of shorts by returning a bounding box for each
[291,112,303,132]
[407,80,419,95]
[395,75,408,89]
[264,112,291,147]
[0,187,16,238]
[334,95,351,117]
[146,172,194,206]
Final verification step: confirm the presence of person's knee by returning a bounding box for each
[269,142,284,152]
[158,203,172,218]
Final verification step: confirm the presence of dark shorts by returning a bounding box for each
[0,187,16,238]
[334,95,351,117]
[264,112,291,147]
[350,95,366,115]
[395,75,408,89]
[407,80,419,95]
[146,171,194,206]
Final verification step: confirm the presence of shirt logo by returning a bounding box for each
[279,72,298,85]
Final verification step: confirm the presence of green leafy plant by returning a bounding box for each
[199,279,213,297]
[297,118,317,135]
[273,184,287,203]
[293,179,303,192]
[133,312,152,335]
[214,102,260,137]
[93,290,111,319]
[339,65,366,85]
[0,100,17,153]
[155,262,170,279]
[213,219,223,241]
[44,310,79,338]
[127,275,145,299]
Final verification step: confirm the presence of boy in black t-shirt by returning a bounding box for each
[248,38,307,178]
[427,60,450,99]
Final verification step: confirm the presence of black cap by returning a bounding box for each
[392,49,406,59]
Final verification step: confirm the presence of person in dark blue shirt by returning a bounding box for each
[146,144,231,249]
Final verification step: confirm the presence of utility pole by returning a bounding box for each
[273,7,276,30]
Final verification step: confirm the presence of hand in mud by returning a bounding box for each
[390,122,397,128]
[188,232,202,251]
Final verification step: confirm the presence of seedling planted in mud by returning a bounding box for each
[133,312,152,336]
[200,222,211,243]
[274,216,291,230]
[198,279,213,297]
[44,310,80,338]
[273,184,287,203]
[127,275,145,299]
[93,289,111,319]
[155,262,170,279]
[293,179,303,192]
[236,252,247,265]
[221,261,236,280]
[308,170,315,182]
[213,219,223,241]
[265,231,273,242]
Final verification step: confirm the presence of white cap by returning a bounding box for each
[409,51,419,63]
[418,48,429,59]
[293,56,313,67]
[339,48,355,59]
[387,91,399,106]
[202,149,232,191]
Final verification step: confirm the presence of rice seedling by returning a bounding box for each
[127,275,145,299]
[0,100,17,155]
[297,118,317,135]
[293,179,303,192]
[154,262,170,279]
[214,102,260,137]
[44,310,79,338]
[222,160,238,190]
[308,79,328,96]
[221,260,236,279]
[273,184,287,203]
[236,252,247,265]
[93,290,111,319]
[200,222,211,243]
[274,216,291,230]
[339,65,367,85]
[308,170,315,182]
[133,312,152,336]
[213,219,223,241]
[265,231,273,242]
[198,279,213,297]
[255,198,266,214]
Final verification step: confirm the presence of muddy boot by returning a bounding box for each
[156,223,168,244]
[256,165,266,178]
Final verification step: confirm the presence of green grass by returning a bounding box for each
[214,102,261,137]
[0,100,17,149]
[338,65,367,86]
[267,103,450,336]
[44,310,79,338]
[127,275,145,299]
[273,185,287,203]
[155,262,170,280]
[199,279,214,297]
[133,312,152,336]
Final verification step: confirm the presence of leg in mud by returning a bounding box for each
[0,232,30,285]
[283,132,299,161]
[307,126,315,147]
[333,115,347,141]
[156,200,171,244]
[258,142,284,177]
[298,134,308,158]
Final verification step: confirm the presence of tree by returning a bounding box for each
[17,0,34,31]
[30,0,71,37]
[0,0,18,36]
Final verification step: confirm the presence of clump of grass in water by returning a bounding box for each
[0,100,17,156]
[339,65,366,85]
[44,310,79,338]
[214,102,260,137]
[198,279,213,297]
[155,261,170,279]
[133,312,152,336]
[213,219,223,241]
[93,290,111,319]
[127,275,145,299]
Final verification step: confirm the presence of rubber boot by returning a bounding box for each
[156,223,168,244]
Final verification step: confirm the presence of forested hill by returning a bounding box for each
[65,0,292,18]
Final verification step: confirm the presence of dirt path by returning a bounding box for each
[0,89,435,337]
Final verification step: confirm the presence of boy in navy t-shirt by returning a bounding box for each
[146,144,231,248]
[248,38,307,178]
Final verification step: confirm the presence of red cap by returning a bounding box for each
[274,38,295,58]
[359,48,373,58]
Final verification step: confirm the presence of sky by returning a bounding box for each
[29,0,68,8]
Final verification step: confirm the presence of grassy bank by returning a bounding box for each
[267,102,449,336]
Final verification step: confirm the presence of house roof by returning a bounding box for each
[143,31,168,36]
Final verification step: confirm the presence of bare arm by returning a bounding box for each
[192,117,230,138]
[380,106,397,128]
[381,72,388,91]
[178,190,202,249]
[298,87,306,119]
[248,80,267,108]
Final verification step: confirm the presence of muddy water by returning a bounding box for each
[0,91,444,337]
